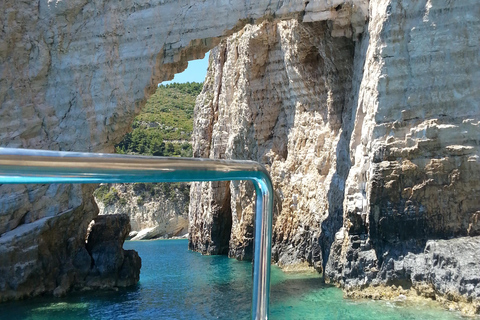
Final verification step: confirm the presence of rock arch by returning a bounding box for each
[2,0,480,314]
[0,0,366,300]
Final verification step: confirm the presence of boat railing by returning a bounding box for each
[0,148,273,320]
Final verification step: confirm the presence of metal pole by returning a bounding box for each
[0,148,273,320]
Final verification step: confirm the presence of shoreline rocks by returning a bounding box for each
[77,214,141,292]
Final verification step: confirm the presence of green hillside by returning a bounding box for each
[115,82,202,157]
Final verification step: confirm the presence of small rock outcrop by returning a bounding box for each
[0,184,99,301]
[0,206,140,300]
[81,214,141,290]
[96,183,190,240]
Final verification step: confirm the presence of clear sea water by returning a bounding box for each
[0,239,467,320]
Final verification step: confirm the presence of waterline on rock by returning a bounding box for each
[0,239,466,320]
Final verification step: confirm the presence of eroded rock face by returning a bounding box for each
[189,0,480,312]
[82,214,141,290]
[0,0,364,300]
[0,184,99,300]
[326,0,480,311]
[189,17,357,268]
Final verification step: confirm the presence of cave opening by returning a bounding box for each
[0,2,368,304]
[93,53,211,243]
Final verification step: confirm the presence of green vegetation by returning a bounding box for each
[132,182,190,202]
[95,83,200,208]
[115,82,203,157]
[94,185,120,206]
[94,182,190,208]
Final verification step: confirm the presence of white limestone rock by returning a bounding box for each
[2,0,361,300]
[96,183,189,240]
[188,0,480,313]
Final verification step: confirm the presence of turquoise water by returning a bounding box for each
[0,239,466,319]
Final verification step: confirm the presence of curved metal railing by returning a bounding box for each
[0,148,273,320]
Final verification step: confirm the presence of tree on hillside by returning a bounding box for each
[151,140,165,156]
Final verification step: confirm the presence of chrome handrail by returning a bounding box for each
[0,148,273,320]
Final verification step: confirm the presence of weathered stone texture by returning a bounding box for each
[189,0,480,312]
[96,183,190,240]
[82,214,141,290]
[327,0,480,306]
[0,0,363,299]
[189,17,358,268]
[0,184,98,300]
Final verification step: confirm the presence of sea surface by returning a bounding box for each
[0,239,467,320]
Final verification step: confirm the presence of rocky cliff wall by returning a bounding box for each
[0,0,363,300]
[189,0,480,313]
[327,0,480,313]
[96,183,189,240]
[189,17,358,267]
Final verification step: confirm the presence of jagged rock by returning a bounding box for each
[325,0,480,312]
[189,18,356,269]
[188,0,480,313]
[326,235,480,314]
[0,185,98,301]
[82,214,141,289]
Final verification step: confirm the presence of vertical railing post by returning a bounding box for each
[252,176,274,320]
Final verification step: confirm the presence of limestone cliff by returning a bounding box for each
[189,18,357,267]
[1,0,479,313]
[327,0,480,313]
[96,183,189,240]
[189,0,480,313]
[0,0,357,300]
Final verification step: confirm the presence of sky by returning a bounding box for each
[161,51,210,85]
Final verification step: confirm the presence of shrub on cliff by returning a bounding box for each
[94,185,119,206]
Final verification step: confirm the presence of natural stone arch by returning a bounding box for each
[1,0,366,152]
[2,0,480,314]
[0,0,366,300]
